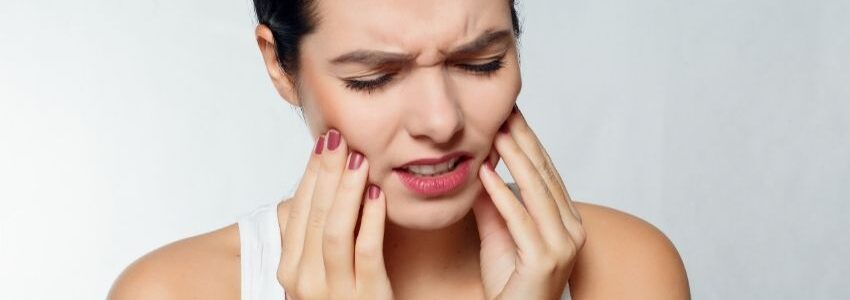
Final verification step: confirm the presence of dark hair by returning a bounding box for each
[253,0,522,78]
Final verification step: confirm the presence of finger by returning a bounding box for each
[472,197,511,243]
[477,163,545,255]
[493,129,570,247]
[505,106,582,223]
[323,151,369,293]
[280,134,324,282]
[503,107,584,248]
[301,129,349,284]
[354,185,390,287]
[472,192,515,250]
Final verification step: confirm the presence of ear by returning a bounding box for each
[255,24,301,107]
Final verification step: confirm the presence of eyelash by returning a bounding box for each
[343,58,505,93]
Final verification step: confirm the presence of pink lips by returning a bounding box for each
[394,152,472,197]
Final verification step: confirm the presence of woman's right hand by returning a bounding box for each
[277,129,394,300]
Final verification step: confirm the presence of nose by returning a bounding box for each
[403,67,464,145]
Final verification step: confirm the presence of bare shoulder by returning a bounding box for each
[107,223,243,300]
[569,201,691,299]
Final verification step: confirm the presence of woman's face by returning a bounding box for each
[285,0,520,229]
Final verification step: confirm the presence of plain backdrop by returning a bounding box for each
[1,0,848,299]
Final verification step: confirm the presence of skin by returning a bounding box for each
[108,0,691,299]
[291,0,522,231]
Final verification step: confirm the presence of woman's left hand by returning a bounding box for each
[473,106,586,300]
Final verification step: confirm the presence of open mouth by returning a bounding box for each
[393,155,474,197]
[396,156,469,177]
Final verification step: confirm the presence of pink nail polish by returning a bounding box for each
[348,152,364,170]
[367,184,381,200]
[314,135,325,155]
[327,130,341,151]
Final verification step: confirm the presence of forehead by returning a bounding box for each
[308,0,513,56]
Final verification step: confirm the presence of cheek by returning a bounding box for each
[300,63,399,162]
[299,63,358,138]
[459,65,521,136]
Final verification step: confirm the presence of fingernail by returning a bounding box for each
[367,184,381,200]
[314,135,325,155]
[348,151,364,170]
[327,129,341,151]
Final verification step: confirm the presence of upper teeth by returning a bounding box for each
[405,157,461,175]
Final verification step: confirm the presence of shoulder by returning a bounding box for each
[569,201,691,299]
[107,223,242,300]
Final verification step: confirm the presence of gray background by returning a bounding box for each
[1,0,848,299]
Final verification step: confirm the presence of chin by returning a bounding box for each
[384,181,485,230]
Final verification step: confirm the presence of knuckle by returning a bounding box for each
[542,163,560,184]
[518,212,535,228]
[552,234,578,258]
[561,241,577,259]
[308,207,329,229]
[340,174,363,193]
[320,156,337,173]
[278,269,296,291]
[322,226,346,247]
[294,279,323,299]
[355,242,381,260]
[533,159,549,174]
[573,226,587,247]
[320,155,344,174]
[535,183,553,199]
[305,158,321,174]
[285,206,303,223]
[550,233,572,253]
[533,254,559,275]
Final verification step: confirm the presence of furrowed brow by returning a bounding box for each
[448,29,513,57]
[329,28,513,67]
[330,50,414,68]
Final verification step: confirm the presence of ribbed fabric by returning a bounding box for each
[238,185,572,299]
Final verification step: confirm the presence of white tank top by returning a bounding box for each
[238,188,573,299]
[238,201,286,299]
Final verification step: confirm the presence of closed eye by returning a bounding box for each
[341,56,506,93]
[342,73,395,94]
[455,57,505,75]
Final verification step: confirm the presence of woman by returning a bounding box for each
[109,0,690,299]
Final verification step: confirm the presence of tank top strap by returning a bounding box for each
[238,201,286,300]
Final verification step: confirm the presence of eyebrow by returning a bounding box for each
[330,29,513,67]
